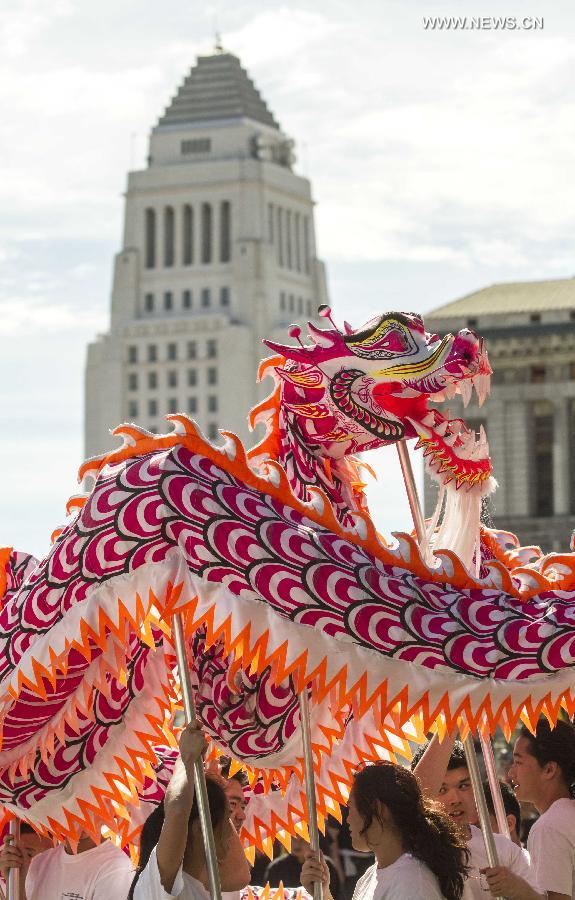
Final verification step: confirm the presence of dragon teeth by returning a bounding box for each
[473,373,490,407]
[444,382,457,400]
[459,380,473,407]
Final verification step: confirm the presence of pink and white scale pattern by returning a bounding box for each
[2,440,575,823]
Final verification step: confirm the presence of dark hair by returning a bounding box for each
[127,774,228,899]
[352,762,469,900]
[410,739,467,772]
[483,780,521,833]
[520,718,575,796]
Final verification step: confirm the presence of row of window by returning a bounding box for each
[280,293,315,317]
[128,367,217,390]
[145,202,231,269]
[268,203,311,273]
[466,311,575,329]
[143,287,230,314]
[127,340,217,364]
[129,396,219,417]
[147,421,219,441]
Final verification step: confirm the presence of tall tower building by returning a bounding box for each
[85,48,329,457]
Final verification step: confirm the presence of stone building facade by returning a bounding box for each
[423,278,575,552]
[85,48,329,457]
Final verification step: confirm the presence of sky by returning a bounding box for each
[1,0,574,560]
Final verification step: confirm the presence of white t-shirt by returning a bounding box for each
[352,855,445,900]
[463,825,537,900]
[528,797,575,899]
[25,840,134,900]
[133,846,210,900]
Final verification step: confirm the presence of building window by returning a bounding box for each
[297,296,303,314]
[187,341,197,359]
[188,397,197,413]
[306,299,313,316]
[220,286,230,307]
[147,344,157,363]
[167,342,177,361]
[168,397,178,414]
[532,404,554,517]
[128,345,138,363]
[168,370,178,388]
[531,366,546,383]
[277,207,284,266]
[164,291,173,311]
[280,291,286,311]
[289,294,295,312]
[183,205,193,266]
[208,395,218,413]
[188,368,197,386]
[467,317,478,328]
[148,371,158,389]
[207,339,217,359]
[183,289,192,309]
[201,202,212,263]
[181,138,211,154]
[145,293,154,312]
[164,206,175,267]
[148,399,158,417]
[220,200,231,262]
[208,422,218,441]
[530,312,541,323]
[207,367,218,385]
[145,208,156,269]
[128,401,138,418]
[286,210,292,269]
[128,373,138,391]
[201,288,211,308]
[303,216,310,274]
[295,213,301,271]
[268,203,274,243]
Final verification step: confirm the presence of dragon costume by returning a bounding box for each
[1,310,574,858]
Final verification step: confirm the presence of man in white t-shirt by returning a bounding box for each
[413,734,538,899]
[483,717,575,900]
[0,829,133,900]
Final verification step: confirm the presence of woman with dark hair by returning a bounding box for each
[301,761,469,900]
[129,719,250,899]
[483,717,575,900]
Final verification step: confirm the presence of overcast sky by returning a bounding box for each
[1,0,574,559]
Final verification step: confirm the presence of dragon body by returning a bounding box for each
[1,311,574,854]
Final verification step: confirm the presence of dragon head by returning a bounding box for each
[265,307,493,492]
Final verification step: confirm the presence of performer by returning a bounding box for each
[483,718,575,900]
[413,734,537,899]
[300,761,469,900]
[129,719,250,900]
[0,822,132,900]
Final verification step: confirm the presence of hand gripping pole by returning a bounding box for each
[172,613,222,900]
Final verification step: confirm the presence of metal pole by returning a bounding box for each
[395,443,501,884]
[479,731,511,840]
[463,738,501,870]
[299,688,323,900]
[7,818,20,900]
[172,614,222,900]
[396,441,430,556]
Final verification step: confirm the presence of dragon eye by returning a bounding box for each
[374,330,409,353]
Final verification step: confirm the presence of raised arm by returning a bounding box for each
[412,731,457,798]
[156,719,207,892]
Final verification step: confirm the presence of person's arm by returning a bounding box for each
[0,838,29,900]
[300,849,333,900]
[412,731,456,798]
[482,866,549,899]
[155,719,207,893]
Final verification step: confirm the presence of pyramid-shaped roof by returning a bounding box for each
[157,51,280,130]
